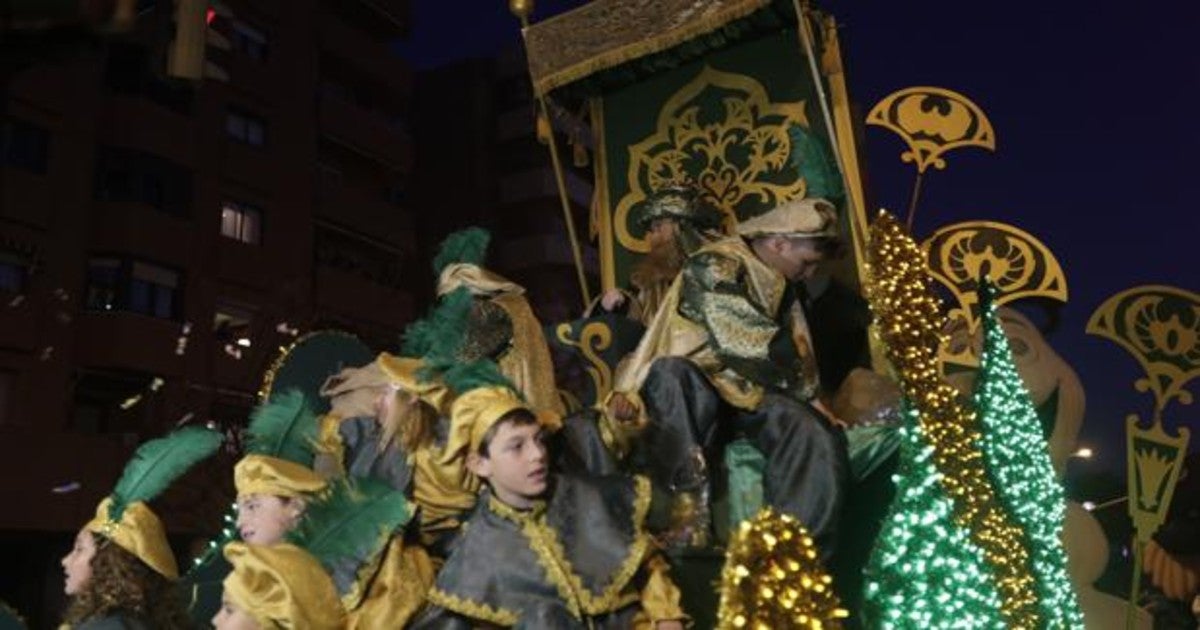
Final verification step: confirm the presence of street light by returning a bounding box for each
[1072,446,1094,459]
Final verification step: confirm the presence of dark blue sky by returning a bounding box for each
[397,0,1199,472]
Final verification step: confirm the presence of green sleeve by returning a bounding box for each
[678,251,795,390]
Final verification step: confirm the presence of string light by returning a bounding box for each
[189,502,240,572]
[863,407,1006,629]
[716,508,848,629]
[863,212,1040,626]
[973,280,1085,625]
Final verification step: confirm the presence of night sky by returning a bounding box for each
[397,0,1200,476]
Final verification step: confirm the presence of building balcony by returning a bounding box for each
[98,92,194,165]
[319,16,411,95]
[1,168,53,230]
[74,311,184,377]
[313,265,413,328]
[0,305,37,352]
[316,177,414,251]
[89,201,193,270]
[215,237,274,290]
[325,0,409,41]
[318,94,412,172]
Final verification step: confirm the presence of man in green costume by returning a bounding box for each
[608,197,849,562]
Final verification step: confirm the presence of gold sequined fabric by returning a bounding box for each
[524,0,772,95]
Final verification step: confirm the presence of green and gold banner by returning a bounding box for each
[591,28,854,290]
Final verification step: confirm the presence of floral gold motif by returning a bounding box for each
[922,221,1066,367]
[615,65,811,253]
[866,86,995,173]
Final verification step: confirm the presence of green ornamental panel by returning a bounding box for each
[593,29,845,289]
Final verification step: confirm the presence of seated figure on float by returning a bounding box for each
[598,184,726,326]
[605,197,850,563]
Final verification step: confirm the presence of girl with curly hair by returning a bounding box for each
[59,427,222,629]
[61,529,191,629]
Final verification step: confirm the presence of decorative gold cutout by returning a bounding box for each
[556,321,615,401]
[866,86,995,173]
[1087,285,1200,417]
[922,221,1067,367]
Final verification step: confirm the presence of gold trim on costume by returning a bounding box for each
[488,477,654,618]
[555,321,615,401]
[426,587,520,626]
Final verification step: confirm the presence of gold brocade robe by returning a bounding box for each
[438,263,566,416]
[614,236,820,413]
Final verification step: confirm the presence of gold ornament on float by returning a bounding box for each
[508,0,534,22]
[1086,284,1194,626]
[922,221,1067,367]
[555,321,614,401]
[1088,285,1200,416]
[866,87,995,227]
[867,86,995,173]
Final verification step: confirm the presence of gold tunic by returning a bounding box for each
[614,235,820,419]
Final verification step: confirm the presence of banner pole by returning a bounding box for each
[515,9,593,311]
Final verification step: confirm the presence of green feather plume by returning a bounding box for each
[245,388,319,466]
[289,476,413,570]
[432,227,491,276]
[400,285,473,359]
[789,126,845,203]
[109,426,222,522]
[439,358,513,396]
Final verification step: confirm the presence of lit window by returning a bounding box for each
[220,201,262,244]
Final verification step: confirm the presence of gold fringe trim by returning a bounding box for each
[493,477,654,618]
[427,586,519,626]
[531,0,772,96]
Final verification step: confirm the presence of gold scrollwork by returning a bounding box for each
[615,65,811,253]
[1087,285,1200,418]
[922,221,1067,367]
[555,321,615,401]
[866,86,995,173]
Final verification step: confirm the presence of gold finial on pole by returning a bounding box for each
[508,0,535,23]
[508,0,594,310]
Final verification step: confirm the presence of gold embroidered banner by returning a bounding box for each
[590,25,860,290]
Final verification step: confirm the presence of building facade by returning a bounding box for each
[0,1,412,622]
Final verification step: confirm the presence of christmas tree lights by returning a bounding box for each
[863,212,1039,626]
[863,405,1006,629]
[973,280,1085,626]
